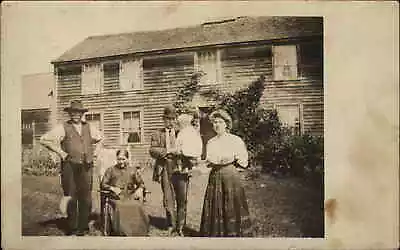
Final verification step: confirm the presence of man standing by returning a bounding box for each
[149,105,198,236]
[40,100,103,236]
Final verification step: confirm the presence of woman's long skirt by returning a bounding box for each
[199,164,253,237]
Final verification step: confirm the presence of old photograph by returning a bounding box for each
[2,1,398,250]
[20,11,324,238]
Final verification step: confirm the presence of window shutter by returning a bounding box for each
[82,64,102,94]
[120,59,143,90]
[196,50,220,85]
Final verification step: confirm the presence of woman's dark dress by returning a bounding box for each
[101,165,149,236]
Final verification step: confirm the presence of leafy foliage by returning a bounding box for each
[175,73,324,184]
[22,144,60,176]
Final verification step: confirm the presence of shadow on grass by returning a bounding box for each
[37,213,101,235]
[148,215,200,237]
[37,217,69,235]
[148,215,168,230]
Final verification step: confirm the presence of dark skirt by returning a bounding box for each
[102,196,149,236]
[199,164,253,237]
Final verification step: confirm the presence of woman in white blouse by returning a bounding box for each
[199,109,253,237]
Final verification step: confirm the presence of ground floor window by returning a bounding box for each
[121,109,143,144]
[276,104,303,135]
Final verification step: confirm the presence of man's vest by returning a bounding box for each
[61,120,94,164]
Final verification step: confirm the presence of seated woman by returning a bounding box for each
[100,149,149,236]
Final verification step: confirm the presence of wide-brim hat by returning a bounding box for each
[63,100,88,113]
[163,104,177,119]
[209,109,233,130]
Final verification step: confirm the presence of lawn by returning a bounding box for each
[22,166,324,237]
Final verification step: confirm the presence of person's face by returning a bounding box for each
[116,153,128,168]
[69,111,83,123]
[212,117,227,135]
[163,117,175,129]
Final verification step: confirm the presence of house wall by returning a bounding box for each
[21,109,52,146]
[55,38,323,161]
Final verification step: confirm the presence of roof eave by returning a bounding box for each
[52,34,323,65]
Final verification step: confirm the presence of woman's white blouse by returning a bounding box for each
[206,133,249,167]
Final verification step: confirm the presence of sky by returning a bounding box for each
[2,2,281,80]
[2,1,330,87]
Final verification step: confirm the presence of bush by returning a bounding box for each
[204,75,324,182]
[175,73,324,183]
[22,144,60,176]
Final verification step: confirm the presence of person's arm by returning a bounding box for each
[39,124,68,160]
[129,170,145,199]
[234,137,249,169]
[89,125,104,157]
[149,131,167,160]
[100,168,113,191]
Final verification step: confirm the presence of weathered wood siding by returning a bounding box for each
[196,41,323,136]
[55,38,323,162]
[56,53,194,162]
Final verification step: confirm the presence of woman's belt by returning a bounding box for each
[207,161,235,168]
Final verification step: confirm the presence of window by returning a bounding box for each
[84,112,103,135]
[194,50,222,85]
[82,63,103,94]
[298,42,323,80]
[103,62,120,78]
[120,59,143,90]
[273,45,298,81]
[121,110,143,144]
[276,104,302,135]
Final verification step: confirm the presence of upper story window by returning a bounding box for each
[120,58,143,91]
[82,63,103,95]
[273,45,298,81]
[103,62,120,78]
[194,50,222,85]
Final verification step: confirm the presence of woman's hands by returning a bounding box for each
[110,186,122,195]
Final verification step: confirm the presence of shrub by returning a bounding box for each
[22,144,60,176]
[174,73,324,183]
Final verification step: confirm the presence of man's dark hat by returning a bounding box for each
[63,100,88,113]
[163,104,177,119]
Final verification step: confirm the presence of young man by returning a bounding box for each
[40,100,103,236]
[149,105,178,235]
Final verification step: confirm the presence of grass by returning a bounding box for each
[22,166,323,237]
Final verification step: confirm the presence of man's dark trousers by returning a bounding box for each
[61,160,93,234]
[171,172,189,232]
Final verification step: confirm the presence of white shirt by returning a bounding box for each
[40,122,103,157]
[206,133,248,167]
[176,126,203,158]
[165,128,176,153]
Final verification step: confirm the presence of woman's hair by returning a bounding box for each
[116,149,129,159]
[209,109,233,131]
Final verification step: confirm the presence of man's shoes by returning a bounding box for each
[177,229,184,237]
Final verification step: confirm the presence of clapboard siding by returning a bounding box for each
[55,40,323,161]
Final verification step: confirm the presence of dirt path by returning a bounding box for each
[22,167,323,237]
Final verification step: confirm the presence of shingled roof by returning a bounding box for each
[52,16,322,64]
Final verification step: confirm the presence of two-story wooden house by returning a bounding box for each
[51,16,323,161]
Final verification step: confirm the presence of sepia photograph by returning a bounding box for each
[2,1,398,250]
[20,11,324,238]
